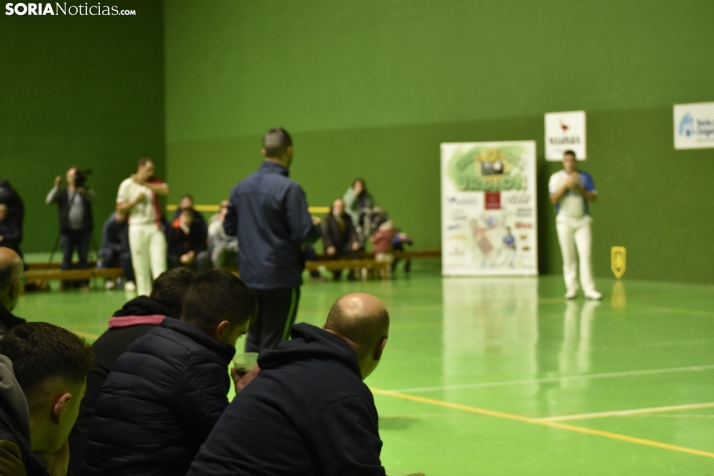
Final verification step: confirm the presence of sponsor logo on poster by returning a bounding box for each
[674,103,714,149]
[545,111,586,160]
[484,192,500,210]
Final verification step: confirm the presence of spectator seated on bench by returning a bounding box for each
[97,210,135,291]
[0,204,22,258]
[322,198,360,281]
[208,201,238,270]
[168,208,210,273]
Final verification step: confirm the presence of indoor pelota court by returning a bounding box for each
[2,1,713,475]
[17,265,714,475]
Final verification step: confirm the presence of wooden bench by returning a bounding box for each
[305,259,390,280]
[24,267,124,282]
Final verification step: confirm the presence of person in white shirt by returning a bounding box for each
[116,158,169,296]
[548,150,602,300]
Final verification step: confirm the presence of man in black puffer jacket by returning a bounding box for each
[68,267,198,476]
[187,293,426,476]
[83,270,256,476]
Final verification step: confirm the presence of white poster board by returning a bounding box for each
[441,141,538,276]
[674,102,714,149]
[545,111,586,160]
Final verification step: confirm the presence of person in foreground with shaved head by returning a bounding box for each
[0,247,27,338]
[187,293,425,476]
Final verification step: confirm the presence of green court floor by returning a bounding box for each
[14,268,714,475]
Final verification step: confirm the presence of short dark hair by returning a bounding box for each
[262,127,292,158]
[180,270,256,331]
[0,323,93,403]
[352,178,366,188]
[563,150,576,159]
[137,157,154,168]
[150,267,199,318]
[180,194,193,202]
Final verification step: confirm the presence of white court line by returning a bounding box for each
[536,402,714,422]
[384,364,714,394]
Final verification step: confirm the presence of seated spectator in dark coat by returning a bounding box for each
[168,209,210,273]
[97,210,135,291]
[0,204,22,257]
[171,194,207,234]
[208,200,238,269]
[0,179,24,257]
[0,248,26,338]
[187,294,425,476]
[323,198,360,280]
[83,270,256,476]
[0,322,93,476]
[68,267,198,476]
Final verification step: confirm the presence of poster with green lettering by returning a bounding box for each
[441,141,538,276]
[446,144,527,191]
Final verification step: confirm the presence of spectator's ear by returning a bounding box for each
[51,393,72,424]
[9,277,22,301]
[373,337,388,361]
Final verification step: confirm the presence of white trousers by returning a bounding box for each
[129,223,167,296]
[556,215,596,294]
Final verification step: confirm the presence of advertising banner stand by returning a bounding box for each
[441,141,538,276]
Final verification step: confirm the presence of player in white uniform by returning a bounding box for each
[116,158,169,296]
[548,150,602,300]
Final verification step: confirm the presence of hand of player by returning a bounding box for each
[231,365,260,393]
[54,176,61,187]
[351,241,360,251]
[327,246,336,255]
[35,439,70,476]
[311,215,321,225]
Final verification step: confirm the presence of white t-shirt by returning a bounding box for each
[117,178,156,226]
[548,170,596,218]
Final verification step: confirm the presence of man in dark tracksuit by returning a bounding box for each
[224,127,321,352]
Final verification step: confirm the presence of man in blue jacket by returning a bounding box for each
[224,127,321,352]
[83,270,256,476]
[187,293,425,476]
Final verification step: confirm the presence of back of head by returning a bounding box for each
[180,270,256,332]
[150,267,199,318]
[0,248,22,291]
[262,127,292,159]
[325,294,389,362]
[0,323,93,410]
[0,247,23,310]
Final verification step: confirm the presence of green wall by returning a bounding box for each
[165,0,714,283]
[0,1,165,253]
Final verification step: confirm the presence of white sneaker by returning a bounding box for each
[105,280,116,290]
[124,281,136,292]
[564,290,578,299]
[585,290,603,300]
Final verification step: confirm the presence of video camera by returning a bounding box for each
[74,169,93,188]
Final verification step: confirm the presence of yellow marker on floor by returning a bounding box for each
[611,246,626,279]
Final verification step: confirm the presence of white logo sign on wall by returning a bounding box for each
[674,102,714,150]
[545,111,586,161]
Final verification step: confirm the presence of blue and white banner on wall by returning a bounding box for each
[441,141,538,276]
[674,102,714,149]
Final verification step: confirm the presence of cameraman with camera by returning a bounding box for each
[46,167,95,290]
